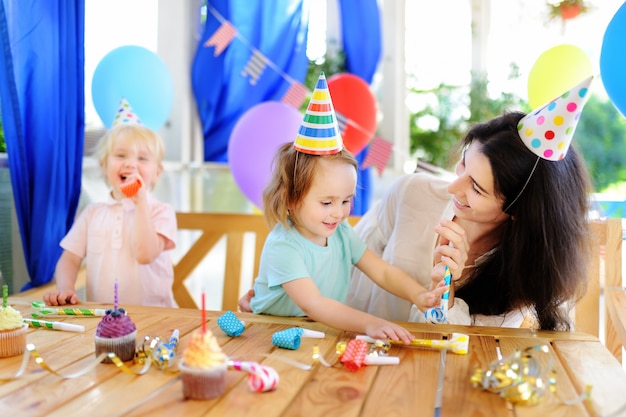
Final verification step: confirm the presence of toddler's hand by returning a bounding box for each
[365,320,415,345]
[238,288,254,312]
[43,290,79,306]
[415,279,448,312]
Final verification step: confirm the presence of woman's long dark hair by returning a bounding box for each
[454,112,593,331]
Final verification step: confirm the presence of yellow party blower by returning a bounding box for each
[357,332,469,355]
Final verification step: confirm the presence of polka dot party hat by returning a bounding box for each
[112,97,143,127]
[293,72,343,155]
[517,76,593,161]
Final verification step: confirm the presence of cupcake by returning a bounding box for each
[0,304,28,358]
[179,329,228,400]
[95,307,137,363]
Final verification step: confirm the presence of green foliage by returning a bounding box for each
[408,84,468,168]
[302,49,346,112]
[574,95,626,191]
[409,67,528,168]
[408,66,626,194]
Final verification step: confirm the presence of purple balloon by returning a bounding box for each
[228,102,302,209]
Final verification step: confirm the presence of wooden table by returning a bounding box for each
[2,296,626,417]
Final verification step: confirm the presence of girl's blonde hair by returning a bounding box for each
[95,124,165,187]
[263,142,358,229]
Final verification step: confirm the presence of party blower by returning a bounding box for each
[357,332,469,355]
[31,301,107,318]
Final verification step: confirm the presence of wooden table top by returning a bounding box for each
[2,296,626,417]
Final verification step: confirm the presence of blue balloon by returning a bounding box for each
[92,45,174,130]
[600,2,626,117]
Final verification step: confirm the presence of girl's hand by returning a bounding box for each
[43,290,79,306]
[365,319,415,344]
[414,279,448,312]
[433,219,469,281]
[238,288,254,312]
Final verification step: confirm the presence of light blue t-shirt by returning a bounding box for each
[250,220,367,317]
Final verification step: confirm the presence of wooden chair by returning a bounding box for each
[173,213,360,311]
[576,218,624,363]
[174,213,270,310]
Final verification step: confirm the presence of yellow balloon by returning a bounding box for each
[527,44,593,108]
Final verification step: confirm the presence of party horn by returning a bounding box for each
[31,301,107,318]
[217,311,246,337]
[24,318,85,333]
[228,360,279,392]
[152,329,179,367]
[357,333,469,355]
[341,339,369,371]
[441,265,452,313]
[364,355,400,365]
[272,327,326,350]
[120,177,142,198]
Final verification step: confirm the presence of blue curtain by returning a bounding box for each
[192,0,310,162]
[339,0,382,215]
[192,0,381,214]
[0,0,85,289]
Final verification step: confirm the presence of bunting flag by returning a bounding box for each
[281,81,309,109]
[361,136,393,176]
[335,111,348,135]
[202,5,401,176]
[203,21,237,56]
[241,50,268,85]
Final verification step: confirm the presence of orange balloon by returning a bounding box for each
[328,73,377,155]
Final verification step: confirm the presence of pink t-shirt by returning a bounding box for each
[60,194,178,308]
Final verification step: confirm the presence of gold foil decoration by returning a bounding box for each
[471,344,593,407]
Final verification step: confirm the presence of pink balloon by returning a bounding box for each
[228,102,303,209]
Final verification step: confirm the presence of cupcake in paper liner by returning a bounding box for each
[0,304,28,358]
[179,329,228,400]
[94,307,137,363]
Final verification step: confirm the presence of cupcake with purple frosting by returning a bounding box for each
[94,307,137,363]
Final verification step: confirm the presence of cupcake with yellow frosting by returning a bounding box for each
[179,329,228,400]
[0,298,28,357]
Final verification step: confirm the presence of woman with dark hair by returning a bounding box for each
[347,78,594,331]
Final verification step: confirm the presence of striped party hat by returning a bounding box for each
[517,76,592,161]
[293,72,343,155]
[112,97,143,127]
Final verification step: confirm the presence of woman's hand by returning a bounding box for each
[433,219,469,282]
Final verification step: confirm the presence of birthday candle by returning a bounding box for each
[114,280,118,310]
[2,284,7,308]
[201,292,206,333]
[24,318,85,332]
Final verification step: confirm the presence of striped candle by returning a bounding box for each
[2,284,7,308]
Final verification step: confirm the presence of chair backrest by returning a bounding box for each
[576,218,623,363]
[174,212,360,311]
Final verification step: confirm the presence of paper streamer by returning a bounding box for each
[228,360,279,392]
[0,343,150,382]
[217,311,246,337]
